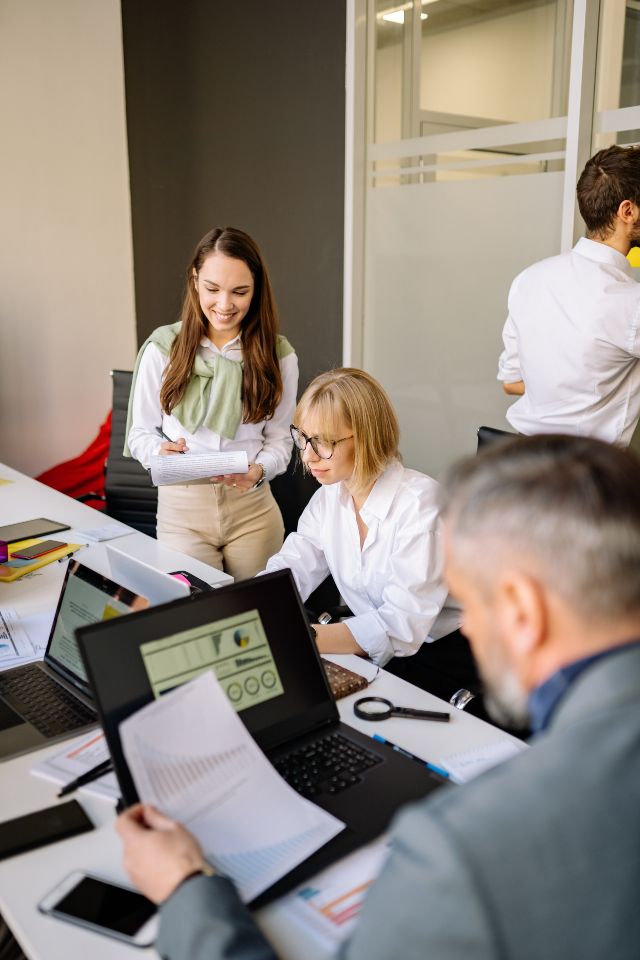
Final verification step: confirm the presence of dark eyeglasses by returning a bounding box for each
[290,425,353,460]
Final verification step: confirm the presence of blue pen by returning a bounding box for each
[373,733,450,779]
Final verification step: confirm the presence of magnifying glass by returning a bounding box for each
[353,696,450,722]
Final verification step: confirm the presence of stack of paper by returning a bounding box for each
[149,451,248,486]
[440,739,527,784]
[31,730,119,801]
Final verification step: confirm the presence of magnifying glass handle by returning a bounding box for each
[394,707,450,722]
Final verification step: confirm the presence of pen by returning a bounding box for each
[373,733,450,779]
[156,427,186,453]
[57,759,113,798]
[57,546,85,563]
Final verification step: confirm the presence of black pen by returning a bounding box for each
[156,426,186,453]
[57,546,85,563]
[57,759,113,798]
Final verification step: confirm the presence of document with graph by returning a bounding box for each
[119,671,345,903]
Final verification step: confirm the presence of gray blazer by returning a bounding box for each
[157,644,640,960]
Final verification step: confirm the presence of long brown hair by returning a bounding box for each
[160,227,284,424]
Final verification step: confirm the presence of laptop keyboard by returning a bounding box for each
[273,731,383,798]
[0,667,96,738]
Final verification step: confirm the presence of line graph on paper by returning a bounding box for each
[129,733,254,821]
[209,822,341,903]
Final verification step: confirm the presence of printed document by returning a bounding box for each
[0,608,39,670]
[281,835,391,949]
[149,451,248,486]
[440,739,526,784]
[120,671,345,903]
[31,730,119,801]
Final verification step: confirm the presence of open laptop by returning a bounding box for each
[106,546,191,604]
[0,559,150,760]
[78,569,449,907]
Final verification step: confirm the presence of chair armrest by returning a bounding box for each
[76,492,106,504]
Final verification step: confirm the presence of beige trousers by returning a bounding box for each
[157,481,284,581]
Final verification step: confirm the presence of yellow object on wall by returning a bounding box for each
[628,247,640,268]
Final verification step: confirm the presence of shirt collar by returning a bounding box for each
[528,637,640,734]
[574,236,636,278]
[201,333,242,354]
[359,459,404,522]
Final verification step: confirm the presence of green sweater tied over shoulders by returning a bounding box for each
[123,322,294,456]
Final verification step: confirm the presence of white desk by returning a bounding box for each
[0,462,522,959]
[0,461,232,650]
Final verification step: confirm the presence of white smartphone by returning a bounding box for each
[38,871,159,947]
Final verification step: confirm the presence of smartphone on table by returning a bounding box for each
[38,872,159,947]
[11,540,68,560]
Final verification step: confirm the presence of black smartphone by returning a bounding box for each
[0,801,94,860]
[12,539,67,560]
[38,872,158,947]
[0,518,70,544]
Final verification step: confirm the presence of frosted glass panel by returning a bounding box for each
[363,171,564,478]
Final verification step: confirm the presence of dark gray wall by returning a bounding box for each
[121,0,346,393]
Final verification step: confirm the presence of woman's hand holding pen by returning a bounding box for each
[156,427,188,455]
[159,438,188,455]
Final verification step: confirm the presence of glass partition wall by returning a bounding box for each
[345,0,640,477]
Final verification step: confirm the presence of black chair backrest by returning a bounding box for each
[477,425,516,451]
[105,370,158,538]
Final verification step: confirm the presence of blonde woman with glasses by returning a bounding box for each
[263,368,458,665]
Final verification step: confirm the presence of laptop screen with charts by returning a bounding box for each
[105,545,191,605]
[78,569,448,907]
[0,559,149,760]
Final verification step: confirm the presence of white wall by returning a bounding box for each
[0,0,136,477]
[375,2,559,143]
[420,3,558,123]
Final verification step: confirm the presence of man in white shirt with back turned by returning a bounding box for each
[498,145,640,445]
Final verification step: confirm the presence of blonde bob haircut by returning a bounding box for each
[294,368,400,494]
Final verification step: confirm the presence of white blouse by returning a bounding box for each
[264,460,459,666]
[127,333,299,480]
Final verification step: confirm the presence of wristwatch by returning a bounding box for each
[184,859,217,885]
[252,463,266,489]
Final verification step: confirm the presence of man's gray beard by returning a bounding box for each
[483,664,530,729]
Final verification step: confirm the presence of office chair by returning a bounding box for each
[105,370,158,537]
[477,425,516,450]
[81,370,158,538]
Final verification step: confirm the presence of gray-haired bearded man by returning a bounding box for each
[117,435,640,960]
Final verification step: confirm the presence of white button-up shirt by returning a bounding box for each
[127,334,298,480]
[498,238,640,444]
[264,460,459,666]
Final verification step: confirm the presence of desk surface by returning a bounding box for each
[0,461,231,650]
[0,463,521,959]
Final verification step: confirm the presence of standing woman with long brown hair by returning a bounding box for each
[125,227,298,579]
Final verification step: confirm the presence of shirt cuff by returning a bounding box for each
[255,451,277,483]
[343,613,393,666]
[497,363,521,382]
